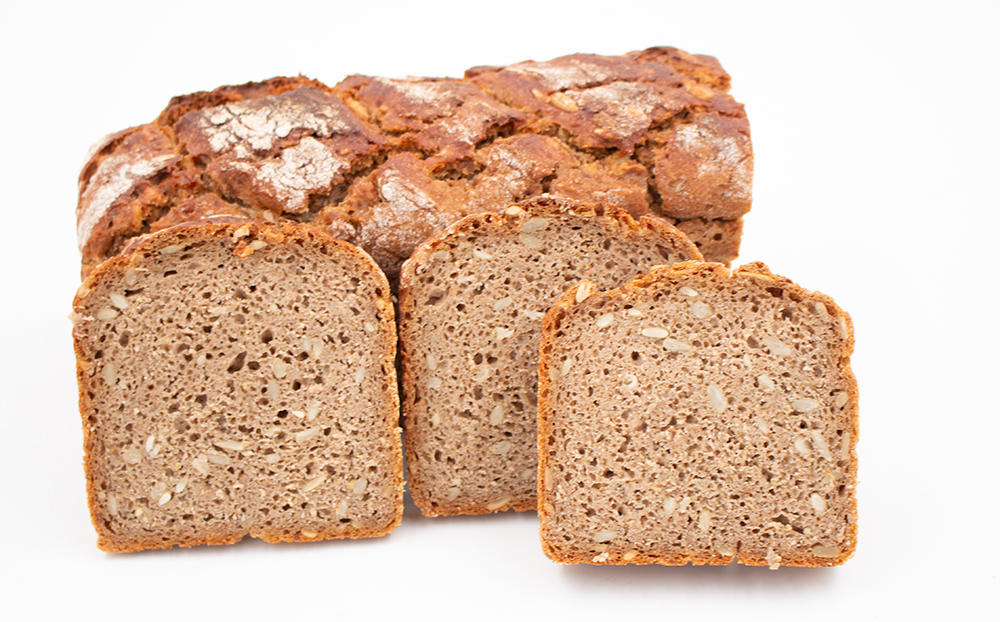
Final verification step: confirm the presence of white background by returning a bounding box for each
[1,1,997,619]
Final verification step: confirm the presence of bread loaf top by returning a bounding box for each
[77,47,752,280]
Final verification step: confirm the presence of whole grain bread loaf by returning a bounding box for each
[398,196,703,516]
[72,221,403,552]
[77,47,751,281]
[537,262,858,567]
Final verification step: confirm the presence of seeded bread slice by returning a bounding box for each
[398,195,703,516]
[73,221,403,552]
[538,262,858,567]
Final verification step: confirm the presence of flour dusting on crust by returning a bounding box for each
[77,153,177,250]
[225,138,349,213]
[507,58,616,91]
[187,89,357,154]
[674,119,752,202]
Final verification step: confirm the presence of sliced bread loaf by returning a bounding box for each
[538,262,858,567]
[398,196,703,516]
[72,221,403,552]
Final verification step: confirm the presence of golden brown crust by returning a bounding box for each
[334,75,527,170]
[400,195,702,517]
[537,261,857,567]
[155,76,333,128]
[75,221,403,552]
[78,46,750,282]
[77,124,206,278]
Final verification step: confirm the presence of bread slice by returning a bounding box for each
[72,221,403,552]
[538,262,858,567]
[398,196,703,516]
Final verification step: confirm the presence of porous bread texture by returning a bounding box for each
[77,46,751,281]
[538,262,857,567]
[398,195,703,517]
[73,221,403,552]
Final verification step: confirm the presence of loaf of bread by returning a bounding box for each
[72,221,403,551]
[398,195,703,516]
[77,47,751,282]
[537,262,857,567]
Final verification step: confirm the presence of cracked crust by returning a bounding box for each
[537,262,858,567]
[77,46,752,281]
[73,221,403,552]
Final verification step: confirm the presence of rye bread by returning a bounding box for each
[77,47,751,281]
[538,262,858,567]
[72,221,403,552]
[398,196,703,516]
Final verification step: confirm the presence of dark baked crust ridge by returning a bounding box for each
[74,221,404,552]
[399,195,703,517]
[537,262,858,567]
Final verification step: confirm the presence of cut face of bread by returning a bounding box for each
[73,222,403,552]
[538,262,858,567]
[398,196,703,516]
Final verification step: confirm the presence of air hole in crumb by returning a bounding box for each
[227,352,247,373]
[247,361,260,371]
[261,329,274,343]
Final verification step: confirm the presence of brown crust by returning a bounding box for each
[73,221,403,552]
[77,46,751,282]
[537,261,858,567]
[77,124,205,278]
[155,76,333,128]
[399,195,702,517]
